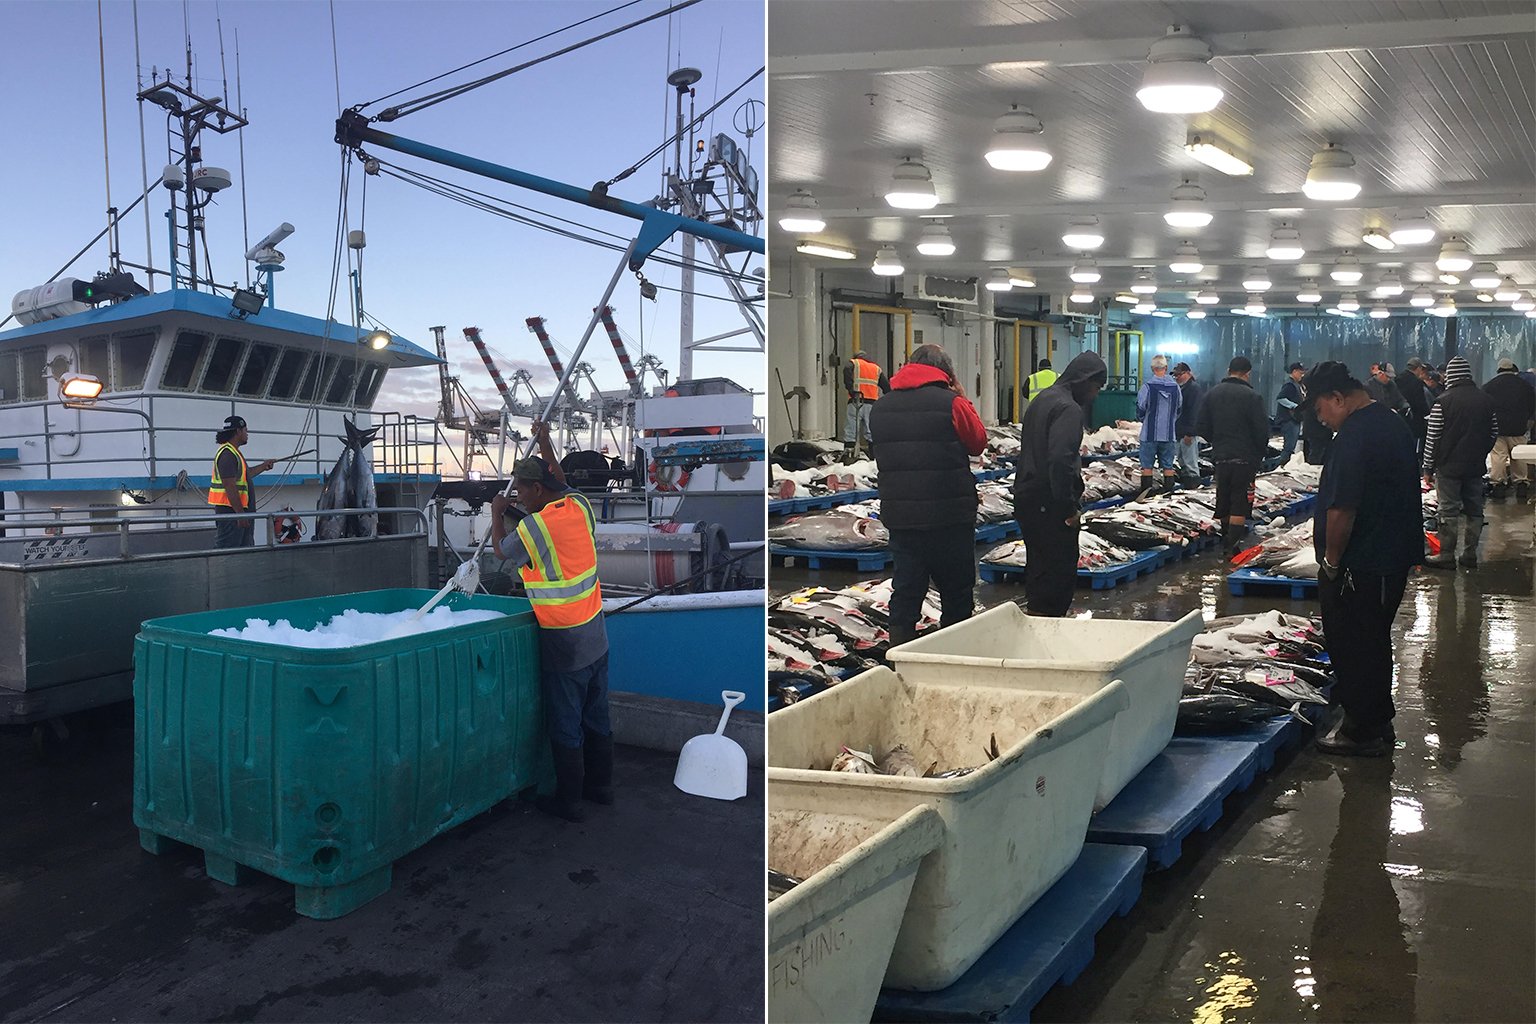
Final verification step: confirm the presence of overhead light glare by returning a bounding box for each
[1512,292,1535,311]
[1164,178,1213,227]
[1476,291,1494,302]
[1184,133,1252,176]
[1409,287,1435,307]
[1244,295,1266,314]
[985,268,1013,291]
[1186,308,1207,319]
[916,222,956,256]
[872,245,904,276]
[1114,293,1139,304]
[1467,263,1501,289]
[885,159,939,209]
[1296,281,1322,303]
[1372,273,1403,297]
[1069,258,1101,284]
[1195,290,1219,305]
[1168,242,1203,275]
[1435,236,1473,272]
[1241,267,1272,291]
[1337,293,1360,312]
[1494,277,1520,301]
[1131,270,1159,294]
[1369,307,1390,319]
[1069,287,1094,304]
[1438,273,1461,286]
[1009,269,1037,288]
[1330,253,1363,284]
[1061,217,1104,250]
[1150,309,1175,318]
[777,190,826,233]
[1429,295,1457,317]
[1389,215,1436,246]
[1137,26,1224,113]
[1266,225,1305,261]
[796,241,857,260]
[1302,143,1362,201]
[1360,228,1395,251]
[985,107,1053,171]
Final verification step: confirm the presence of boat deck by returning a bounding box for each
[0,717,763,1022]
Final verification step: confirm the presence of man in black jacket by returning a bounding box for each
[1422,355,1498,568]
[1013,351,1107,616]
[1274,362,1306,464]
[1173,362,1204,487]
[1484,357,1535,502]
[871,344,989,647]
[1395,358,1433,455]
[1366,363,1411,419]
[1196,357,1270,556]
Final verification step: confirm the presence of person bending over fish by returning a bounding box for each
[491,421,612,822]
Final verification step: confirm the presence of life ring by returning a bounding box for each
[275,508,306,544]
[648,460,690,492]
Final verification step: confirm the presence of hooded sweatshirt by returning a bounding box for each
[1422,356,1498,477]
[1137,372,1182,444]
[1014,352,1108,519]
[870,362,988,530]
[1484,367,1536,437]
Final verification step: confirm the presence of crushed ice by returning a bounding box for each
[210,607,506,648]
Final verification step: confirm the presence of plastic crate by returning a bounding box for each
[133,588,547,919]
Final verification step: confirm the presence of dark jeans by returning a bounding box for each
[1017,503,1079,617]
[1278,420,1300,463]
[543,651,611,750]
[1212,461,1257,523]
[1319,571,1407,737]
[886,524,976,647]
[214,509,254,548]
[1435,474,1485,522]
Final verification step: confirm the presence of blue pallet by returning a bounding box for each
[1083,449,1138,464]
[1078,547,1163,590]
[1086,736,1262,869]
[1278,494,1318,519]
[975,468,1014,482]
[1227,567,1319,600]
[1084,496,1129,511]
[978,560,1026,584]
[1212,714,1315,771]
[1182,533,1220,556]
[767,488,880,516]
[873,844,1147,1024]
[975,520,1022,544]
[1145,544,1180,569]
[769,544,893,571]
[767,678,829,713]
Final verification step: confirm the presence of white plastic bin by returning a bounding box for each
[768,667,1128,991]
[888,606,1203,809]
[768,804,944,1024]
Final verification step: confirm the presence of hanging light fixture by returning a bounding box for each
[1150,310,1175,318]
[1512,292,1535,311]
[1337,293,1360,312]
[1137,25,1223,113]
[1369,307,1390,319]
[1061,217,1104,249]
[1131,269,1159,294]
[1114,292,1139,304]
[1360,228,1395,251]
[1372,272,1404,297]
[1476,291,1494,303]
[1133,302,1156,314]
[984,106,1053,171]
[1295,281,1322,303]
[1266,225,1305,261]
[1230,307,1251,315]
[1070,287,1094,304]
[1069,258,1101,283]
[985,268,1013,291]
[1009,269,1037,288]
[1389,215,1436,246]
[1195,289,1219,304]
[872,246,904,276]
[1164,177,1213,227]
[1330,253,1363,283]
[1494,276,1521,302]
[1527,308,1536,318]
[885,159,939,209]
[1435,236,1473,272]
[916,221,956,256]
[778,190,826,233]
[1409,287,1435,307]
[1187,308,1207,319]
[1429,294,1457,317]
[1168,242,1203,275]
[1439,273,1462,286]
[1244,295,1266,314]
[1241,266,1271,291]
[1467,263,1501,289]
[1184,132,1253,176]
[1302,143,1362,201]
[796,241,857,260]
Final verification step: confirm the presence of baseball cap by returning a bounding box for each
[1287,361,1306,373]
[512,457,553,483]
[1498,357,1518,372]
[1405,357,1425,370]
[1299,360,1362,409]
[1172,361,1191,375]
[222,415,247,430]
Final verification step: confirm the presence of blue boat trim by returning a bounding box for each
[0,473,440,492]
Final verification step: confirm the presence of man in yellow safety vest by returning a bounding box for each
[491,420,611,823]
[1025,358,1058,402]
[209,415,275,548]
[842,353,890,462]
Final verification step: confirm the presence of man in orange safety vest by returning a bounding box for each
[842,353,890,462]
[209,415,275,548]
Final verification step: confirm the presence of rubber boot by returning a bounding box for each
[1517,479,1531,504]
[1425,518,1459,569]
[1222,524,1243,559]
[1136,473,1156,501]
[536,745,587,822]
[840,443,856,466]
[582,729,615,805]
[1161,474,1177,496]
[1459,515,1483,568]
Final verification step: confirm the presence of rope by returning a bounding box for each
[604,66,763,188]
[97,0,112,215]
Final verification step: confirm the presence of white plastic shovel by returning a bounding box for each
[674,690,748,801]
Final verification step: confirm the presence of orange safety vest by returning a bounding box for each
[516,491,603,630]
[852,357,881,400]
[208,442,249,508]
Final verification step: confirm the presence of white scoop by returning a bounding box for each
[674,690,748,801]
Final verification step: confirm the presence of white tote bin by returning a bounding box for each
[768,667,1128,991]
[888,606,1203,809]
[768,804,944,1024]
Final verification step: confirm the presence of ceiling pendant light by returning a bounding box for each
[1527,308,1536,318]
[1438,273,1461,286]
[984,106,1053,171]
[1389,215,1436,246]
[885,159,939,209]
[778,190,826,233]
[1195,289,1219,305]
[1150,310,1175,318]
[1512,292,1535,311]
[1409,287,1435,307]
[1168,242,1203,275]
[1164,177,1213,227]
[1372,272,1404,297]
[1061,217,1104,250]
[1435,236,1473,272]
[1295,281,1322,303]
[1009,269,1037,288]
[1330,253,1363,283]
[1137,25,1223,113]
[1244,295,1266,314]
[1476,291,1494,303]
[1360,228,1395,251]
[872,246,904,276]
[985,268,1013,291]
[1369,307,1390,319]
[1133,302,1156,315]
[1131,269,1159,294]
[1494,277,1521,302]
[1115,292,1139,304]
[1230,306,1250,315]
[1187,308,1207,319]
[1069,287,1094,304]
[1302,143,1362,201]
[1467,263,1501,289]
[1241,266,1272,291]
[1266,225,1305,261]
[916,221,956,256]
[1429,294,1457,317]
[1337,293,1360,312]
[1184,132,1252,176]
[1069,258,1101,284]
[796,241,857,260]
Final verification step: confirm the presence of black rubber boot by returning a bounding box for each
[1517,479,1531,504]
[582,729,615,805]
[536,745,587,822]
[1161,474,1177,495]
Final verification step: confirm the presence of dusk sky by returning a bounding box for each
[0,0,765,441]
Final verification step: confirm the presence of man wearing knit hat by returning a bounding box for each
[1422,356,1498,568]
[1484,357,1535,502]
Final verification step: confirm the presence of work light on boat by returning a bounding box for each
[366,330,391,350]
[60,373,104,401]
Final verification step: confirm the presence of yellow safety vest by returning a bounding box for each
[208,443,248,507]
[517,491,603,630]
[1026,368,1058,399]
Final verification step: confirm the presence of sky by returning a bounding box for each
[0,0,766,450]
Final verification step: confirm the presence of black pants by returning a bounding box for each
[886,524,976,647]
[1212,461,1256,522]
[214,508,254,548]
[1319,571,1407,737]
[1017,503,1079,617]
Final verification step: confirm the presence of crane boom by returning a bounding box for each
[596,305,640,392]
[462,326,517,411]
[525,316,584,407]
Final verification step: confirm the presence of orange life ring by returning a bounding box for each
[275,508,306,544]
[648,460,691,492]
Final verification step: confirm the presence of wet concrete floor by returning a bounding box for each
[773,500,1536,1023]
[0,731,763,1023]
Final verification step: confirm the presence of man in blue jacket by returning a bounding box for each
[1136,355,1182,496]
[1274,362,1306,464]
[1173,362,1203,488]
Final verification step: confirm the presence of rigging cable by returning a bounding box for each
[97,0,113,223]
[133,0,155,286]
[603,65,763,188]
[235,29,250,287]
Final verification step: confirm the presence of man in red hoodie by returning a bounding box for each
[869,344,989,648]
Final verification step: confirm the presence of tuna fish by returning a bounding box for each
[315,417,381,540]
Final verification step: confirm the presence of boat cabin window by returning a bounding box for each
[113,329,155,390]
[199,336,247,394]
[268,348,310,400]
[19,346,47,401]
[324,358,358,405]
[236,342,279,397]
[0,348,24,403]
[296,355,335,403]
[161,330,210,390]
[354,363,386,407]
[77,335,112,383]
